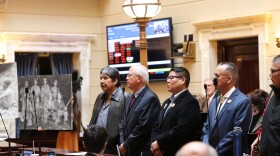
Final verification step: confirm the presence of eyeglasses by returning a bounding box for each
[127,74,139,78]
[127,74,133,77]
[270,68,280,74]
[167,76,183,80]
[204,84,214,87]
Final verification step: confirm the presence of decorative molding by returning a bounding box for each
[192,12,270,93]
[192,12,271,29]
[4,32,93,137]
[1,32,96,42]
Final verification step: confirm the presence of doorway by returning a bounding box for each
[217,37,259,94]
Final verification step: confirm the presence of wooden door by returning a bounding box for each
[217,37,259,94]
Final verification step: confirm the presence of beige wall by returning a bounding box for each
[0,0,101,33]
[1,0,280,133]
[98,0,280,101]
[0,0,102,136]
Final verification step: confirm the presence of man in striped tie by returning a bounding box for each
[119,65,161,156]
[202,62,252,156]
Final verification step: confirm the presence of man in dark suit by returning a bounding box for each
[119,65,161,156]
[89,67,128,154]
[202,62,252,156]
[150,67,201,156]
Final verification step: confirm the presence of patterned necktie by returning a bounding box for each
[164,98,173,117]
[216,96,226,116]
[214,96,226,124]
[129,94,135,108]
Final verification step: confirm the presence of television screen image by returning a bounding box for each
[106,18,173,81]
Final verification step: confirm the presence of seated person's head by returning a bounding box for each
[83,125,108,154]
[176,141,218,156]
[247,89,268,116]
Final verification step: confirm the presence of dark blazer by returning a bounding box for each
[151,89,201,156]
[250,115,263,133]
[89,87,129,152]
[260,85,280,156]
[202,88,252,156]
[120,86,161,156]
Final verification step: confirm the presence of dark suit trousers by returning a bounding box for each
[126,145,153,156]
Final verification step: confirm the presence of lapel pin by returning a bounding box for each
[227,99,232,104]
[170,103,175,108]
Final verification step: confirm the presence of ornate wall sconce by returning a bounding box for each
[276,33,280,48]
[172,34,196,61]
[0,54,5,63]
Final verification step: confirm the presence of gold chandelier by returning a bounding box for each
[123,0,161,67]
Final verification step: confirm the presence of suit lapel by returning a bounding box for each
[126,87,147,122]
[158,99,171,127]
[211,96,221,128]
[252,116,263,132]
[162,101,176,120]
[92,94,105,123]
[125,94,133,114]
[217,101,231,120]
[107,88,121,127]
[215,89,239,125]
[159,90,188,128]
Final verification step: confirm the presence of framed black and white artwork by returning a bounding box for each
[0,62,18,119]
[18,74,72,130]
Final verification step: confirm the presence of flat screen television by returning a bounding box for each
[106,17,173,82]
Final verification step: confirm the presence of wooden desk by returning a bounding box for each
[23,147,119,156]
[0,151,11,156]
[23,147,86,156]
[0,141,24,151]
[0,141,25,156]
[6,136,85,151]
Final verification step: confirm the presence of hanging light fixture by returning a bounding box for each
[123,0,161,67]
[123,0,161,19]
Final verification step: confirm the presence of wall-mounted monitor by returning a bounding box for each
[106,17,173,82]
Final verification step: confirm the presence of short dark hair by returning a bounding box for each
[218,62,239,82]
[247,89,268,114]
[170,67,190,87]
[83,125,108,153]
[100,67,121,87]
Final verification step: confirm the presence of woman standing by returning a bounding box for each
[247,89,268,133]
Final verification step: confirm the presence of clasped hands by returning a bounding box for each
[150,141,163,156]
[119,141,163,156]
[119,143,127,156]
